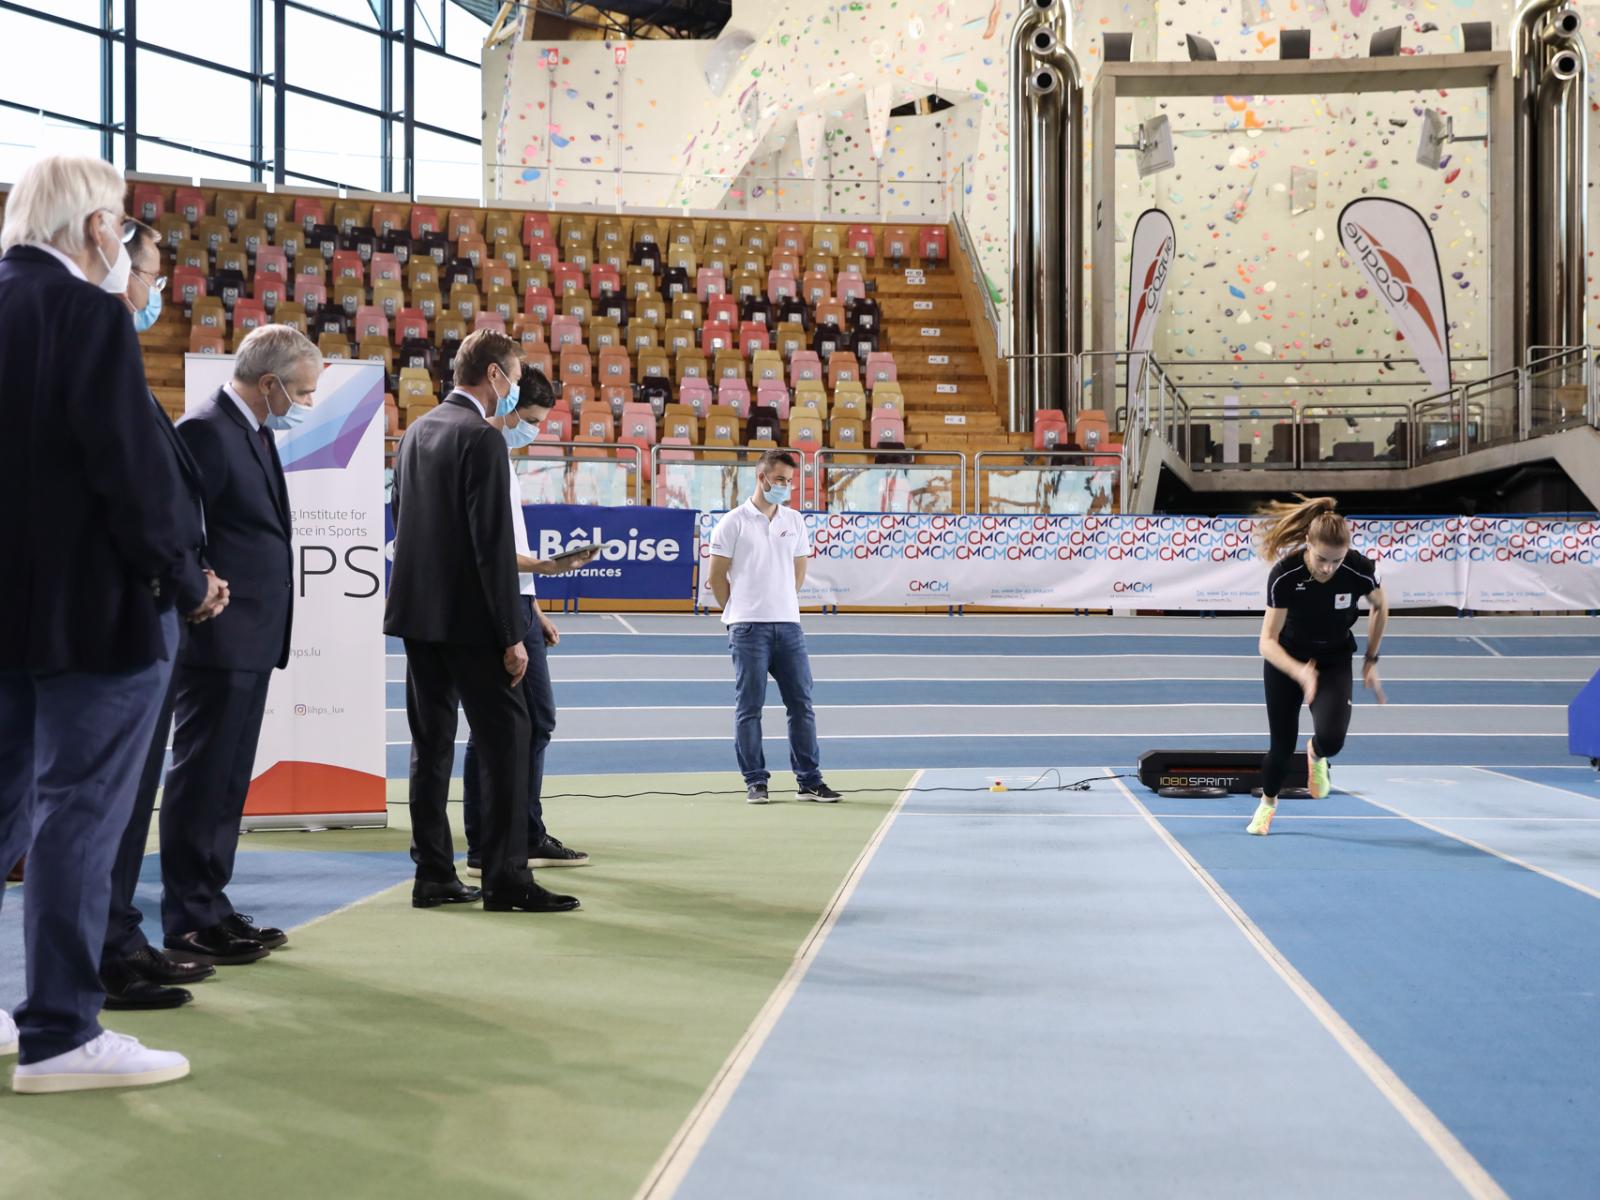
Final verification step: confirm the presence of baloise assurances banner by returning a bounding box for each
[523,504,696,601]
[694,512,1600,611]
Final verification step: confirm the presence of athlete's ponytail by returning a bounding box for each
[1254,495,1349,561]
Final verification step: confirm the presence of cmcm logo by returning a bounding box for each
[907,579,950,593]
[1113,580,1154,593]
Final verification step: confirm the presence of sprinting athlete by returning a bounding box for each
[1248,496,1388,835]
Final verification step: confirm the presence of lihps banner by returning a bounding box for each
[184,355,388,828]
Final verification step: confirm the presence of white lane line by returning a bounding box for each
[613,614,642,635]
[493,629,1600,640]
[548,702,1568,713]
[1468,765,1600,801]
[385,733,1569,746]
[396,673,1590,684]
[900,812,1600,822]
[1470,637,1504,657]
[1105,770,1509,1200]
[1341,786,1600,903]
[633,769,926,1200]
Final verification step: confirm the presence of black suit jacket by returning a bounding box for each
[176,389,295,672]
[384,392,528,649]
[0,246,208,672]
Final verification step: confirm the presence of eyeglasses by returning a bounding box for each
[131,266,167,293]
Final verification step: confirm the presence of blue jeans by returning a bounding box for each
[0,610,177,1063]
[728,622,822,789]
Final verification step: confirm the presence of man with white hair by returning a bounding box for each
[156,324,317,968]
[0,154,222,1092]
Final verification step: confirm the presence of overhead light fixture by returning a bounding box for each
[1417,107,1488,169]
[1186,34,1217,61]
[1116,114,1176,178]
[1103,32,1133,62]
[1279,29,1310,60]
[1460,21,1492,52]
[1369,27,1402,57]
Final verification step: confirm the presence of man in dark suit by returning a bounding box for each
[158,325,315,965]
[0,155,223,1091]
[100,219,225,1010]
[386,329,578,914]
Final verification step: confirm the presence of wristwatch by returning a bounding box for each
[1364,652,1380,664]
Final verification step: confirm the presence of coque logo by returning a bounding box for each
[1343,220,1444,355]
[1130,235,1173,350]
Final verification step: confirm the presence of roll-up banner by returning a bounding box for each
[184,355,388,829]
[1126,208,1177,357]
[1338,197,1454,399]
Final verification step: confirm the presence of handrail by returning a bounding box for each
[951,202,1002,349]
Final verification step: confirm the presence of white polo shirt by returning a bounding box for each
[708,498,810,625]
[508,470,537,597]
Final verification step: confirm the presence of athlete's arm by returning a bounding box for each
[1364,586,1388,659]
[1259,607,1318,701]
[1362,587,1389,703]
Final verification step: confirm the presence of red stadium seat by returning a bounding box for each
[174,187,206,225]
[1033,409,1069,451]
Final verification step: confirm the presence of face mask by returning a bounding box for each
[762,480,792,505]
[264,379,312,432]
[94,212,132,294]
[491,366,519,416]
[502,418,540,449]
[132,285,162,333]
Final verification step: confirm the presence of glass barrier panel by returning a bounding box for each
[820,462,960,513]
[513,454,637,506]
[979,465,1119,515]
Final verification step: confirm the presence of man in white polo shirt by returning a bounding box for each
[706,450,842,805]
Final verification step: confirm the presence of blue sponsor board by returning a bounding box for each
[523,504,696,600]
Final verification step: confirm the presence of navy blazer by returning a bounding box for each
[176,389,295,672]
[0,245,208,673]
[384,393,528,649]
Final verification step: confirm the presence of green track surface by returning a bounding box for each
[1,770,912,1200]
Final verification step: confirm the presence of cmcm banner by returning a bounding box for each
[185,355,388,828]
[694,512,1600,611]
[523,504,696,601]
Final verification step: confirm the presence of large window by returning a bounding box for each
[0,0,488,198]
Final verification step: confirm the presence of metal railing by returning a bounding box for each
[814,449,967,513]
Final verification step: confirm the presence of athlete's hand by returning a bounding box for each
[1297,660,1319,704]
[1363,659,1387,704]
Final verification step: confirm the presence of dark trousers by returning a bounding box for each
[463,596,551,859]
[1262,655,1354,797]
[158,665,272,937]
[0,610,177,1063]
[102,646,181,965]
[404,638,532,895]
[728,621,823,789]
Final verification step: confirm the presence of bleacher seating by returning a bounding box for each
[88,178,1021,491]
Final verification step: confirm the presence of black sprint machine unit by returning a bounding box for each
[1137,750,1309,798]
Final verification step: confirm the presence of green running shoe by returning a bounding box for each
[1246,799,1276,836]
[1307,743,1331,799]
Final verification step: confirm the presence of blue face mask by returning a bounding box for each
[502,418,541,449]
[265,379,312,432]
[132,286,162,333]
[494,366,519,417]
[762,480,792,505]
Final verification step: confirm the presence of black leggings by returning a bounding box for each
[1262,655,1353,798]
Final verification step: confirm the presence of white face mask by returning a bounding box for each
[94,212,132,294]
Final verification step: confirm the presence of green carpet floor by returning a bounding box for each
[0,770,913,1200]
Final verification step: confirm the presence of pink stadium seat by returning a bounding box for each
[1033,409,1069,451]
[836,271,867,305]
[717,377,752,419]
[865,352,897,389]
[354,306,389,341]
[789,351,823,388]
[696,268,726,301]
[871,411,906,447]
[756,380,790,420]
[678,377,714,419]
[766,269,798,303]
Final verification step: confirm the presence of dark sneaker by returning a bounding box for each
[797,784,843,803]
[529,836,589,868]
[465,859,482,879]
[746,783,770,805]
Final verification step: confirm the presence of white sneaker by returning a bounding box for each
[12,1030,189,1094]
[0,1009,16,1057]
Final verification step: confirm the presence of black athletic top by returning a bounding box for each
[1265,548,1381,660]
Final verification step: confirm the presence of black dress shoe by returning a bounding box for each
[165,926,272,965]
[482,883,580,913]
[118,944,215,986]
[412,879,483,909]
[220,913,288,949]
[101,964,192,1011]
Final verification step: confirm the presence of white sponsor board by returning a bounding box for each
[695,513,1600,611]
[184,355,387,824]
